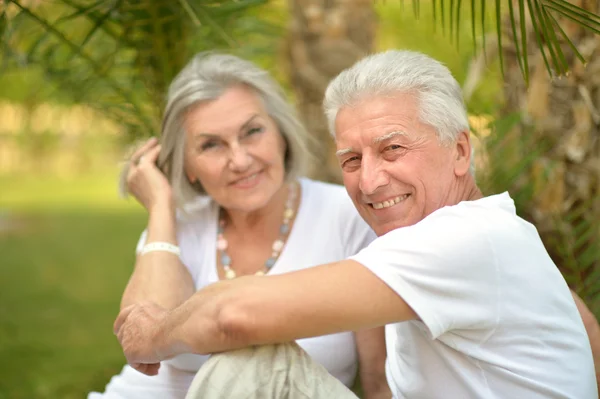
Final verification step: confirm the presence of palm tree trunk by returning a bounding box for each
[285,0,376,183]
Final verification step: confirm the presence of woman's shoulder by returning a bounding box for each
[299,178,359,216]
[298,178,375,252]
[299,178,351,203]
[175,197,218,229]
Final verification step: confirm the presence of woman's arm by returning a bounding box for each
[354,327,391,399]
[571,290,600,391]
[119,138,195,311]
[120,204,195,310]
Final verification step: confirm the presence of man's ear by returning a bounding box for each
[454,130,472,177]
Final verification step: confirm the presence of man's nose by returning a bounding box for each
[359,155,389,195]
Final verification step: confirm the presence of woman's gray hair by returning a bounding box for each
[120,52,314,208]
[323,50,475,175]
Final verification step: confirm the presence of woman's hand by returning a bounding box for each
[127,138,173,212]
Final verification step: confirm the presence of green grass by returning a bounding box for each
[0,172,147,398]
[0,172,367,398]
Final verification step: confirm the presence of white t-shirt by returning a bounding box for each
[351,192,597,399]
[89,178,375,399]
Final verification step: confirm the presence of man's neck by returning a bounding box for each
[446,175,483,207]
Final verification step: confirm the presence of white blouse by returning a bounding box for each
[89,178,376,399]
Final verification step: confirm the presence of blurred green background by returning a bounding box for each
[1,1,599,398]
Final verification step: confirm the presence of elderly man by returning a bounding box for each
[114,50,598,398]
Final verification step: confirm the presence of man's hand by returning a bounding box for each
[113,302,171,376]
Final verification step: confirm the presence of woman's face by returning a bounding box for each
[183,84,287,212]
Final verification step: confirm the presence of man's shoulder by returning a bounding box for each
[415,193,520,234]
[372,200,502,258]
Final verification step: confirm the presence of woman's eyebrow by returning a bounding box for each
[192,114,261,140]
[239,114,260,132]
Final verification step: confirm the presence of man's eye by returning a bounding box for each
[385,144,403,151]
[342,156,360,167]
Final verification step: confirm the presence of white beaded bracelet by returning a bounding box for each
[140,242,181,257]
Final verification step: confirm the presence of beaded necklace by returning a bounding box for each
[217,181,298,279]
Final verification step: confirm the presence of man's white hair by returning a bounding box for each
[323,50,474,175]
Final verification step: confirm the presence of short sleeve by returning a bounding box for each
[350,210,500,339]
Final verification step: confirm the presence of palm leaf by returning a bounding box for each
[3,0,270,140]
[8,1,154,131]
[405,1,600,83]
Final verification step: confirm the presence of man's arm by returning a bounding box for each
[169,260,415,354]
[115,260,416,365]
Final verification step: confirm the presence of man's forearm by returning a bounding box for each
[158,278,247,357]
[158,261,416,358]
[121,205,195,310]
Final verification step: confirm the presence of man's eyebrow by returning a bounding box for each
[335,131,409,156]
[373,131,408,144]
[335,148,353,157]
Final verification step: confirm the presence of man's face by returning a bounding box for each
[335,92,469,236]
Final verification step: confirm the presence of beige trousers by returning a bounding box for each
[185,342,359,399]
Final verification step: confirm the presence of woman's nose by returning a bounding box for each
[228,144,252,172]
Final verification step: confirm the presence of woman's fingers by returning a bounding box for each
[124,139,172,210]
[132,362,161,376]
[138,144,161,166]
[131,137,158,164]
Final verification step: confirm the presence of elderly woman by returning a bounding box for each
[88,53,390,399]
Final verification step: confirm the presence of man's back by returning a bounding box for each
[352,193,596,398]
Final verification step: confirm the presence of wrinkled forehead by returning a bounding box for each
[335,131,411,156]
[335,91,419,127]
[183,87,268,136]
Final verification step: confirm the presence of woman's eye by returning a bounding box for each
[246,127,264,136]
[201,141,219,151]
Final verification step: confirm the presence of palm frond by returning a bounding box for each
[3,0,270,140]
[406,0,600,83]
